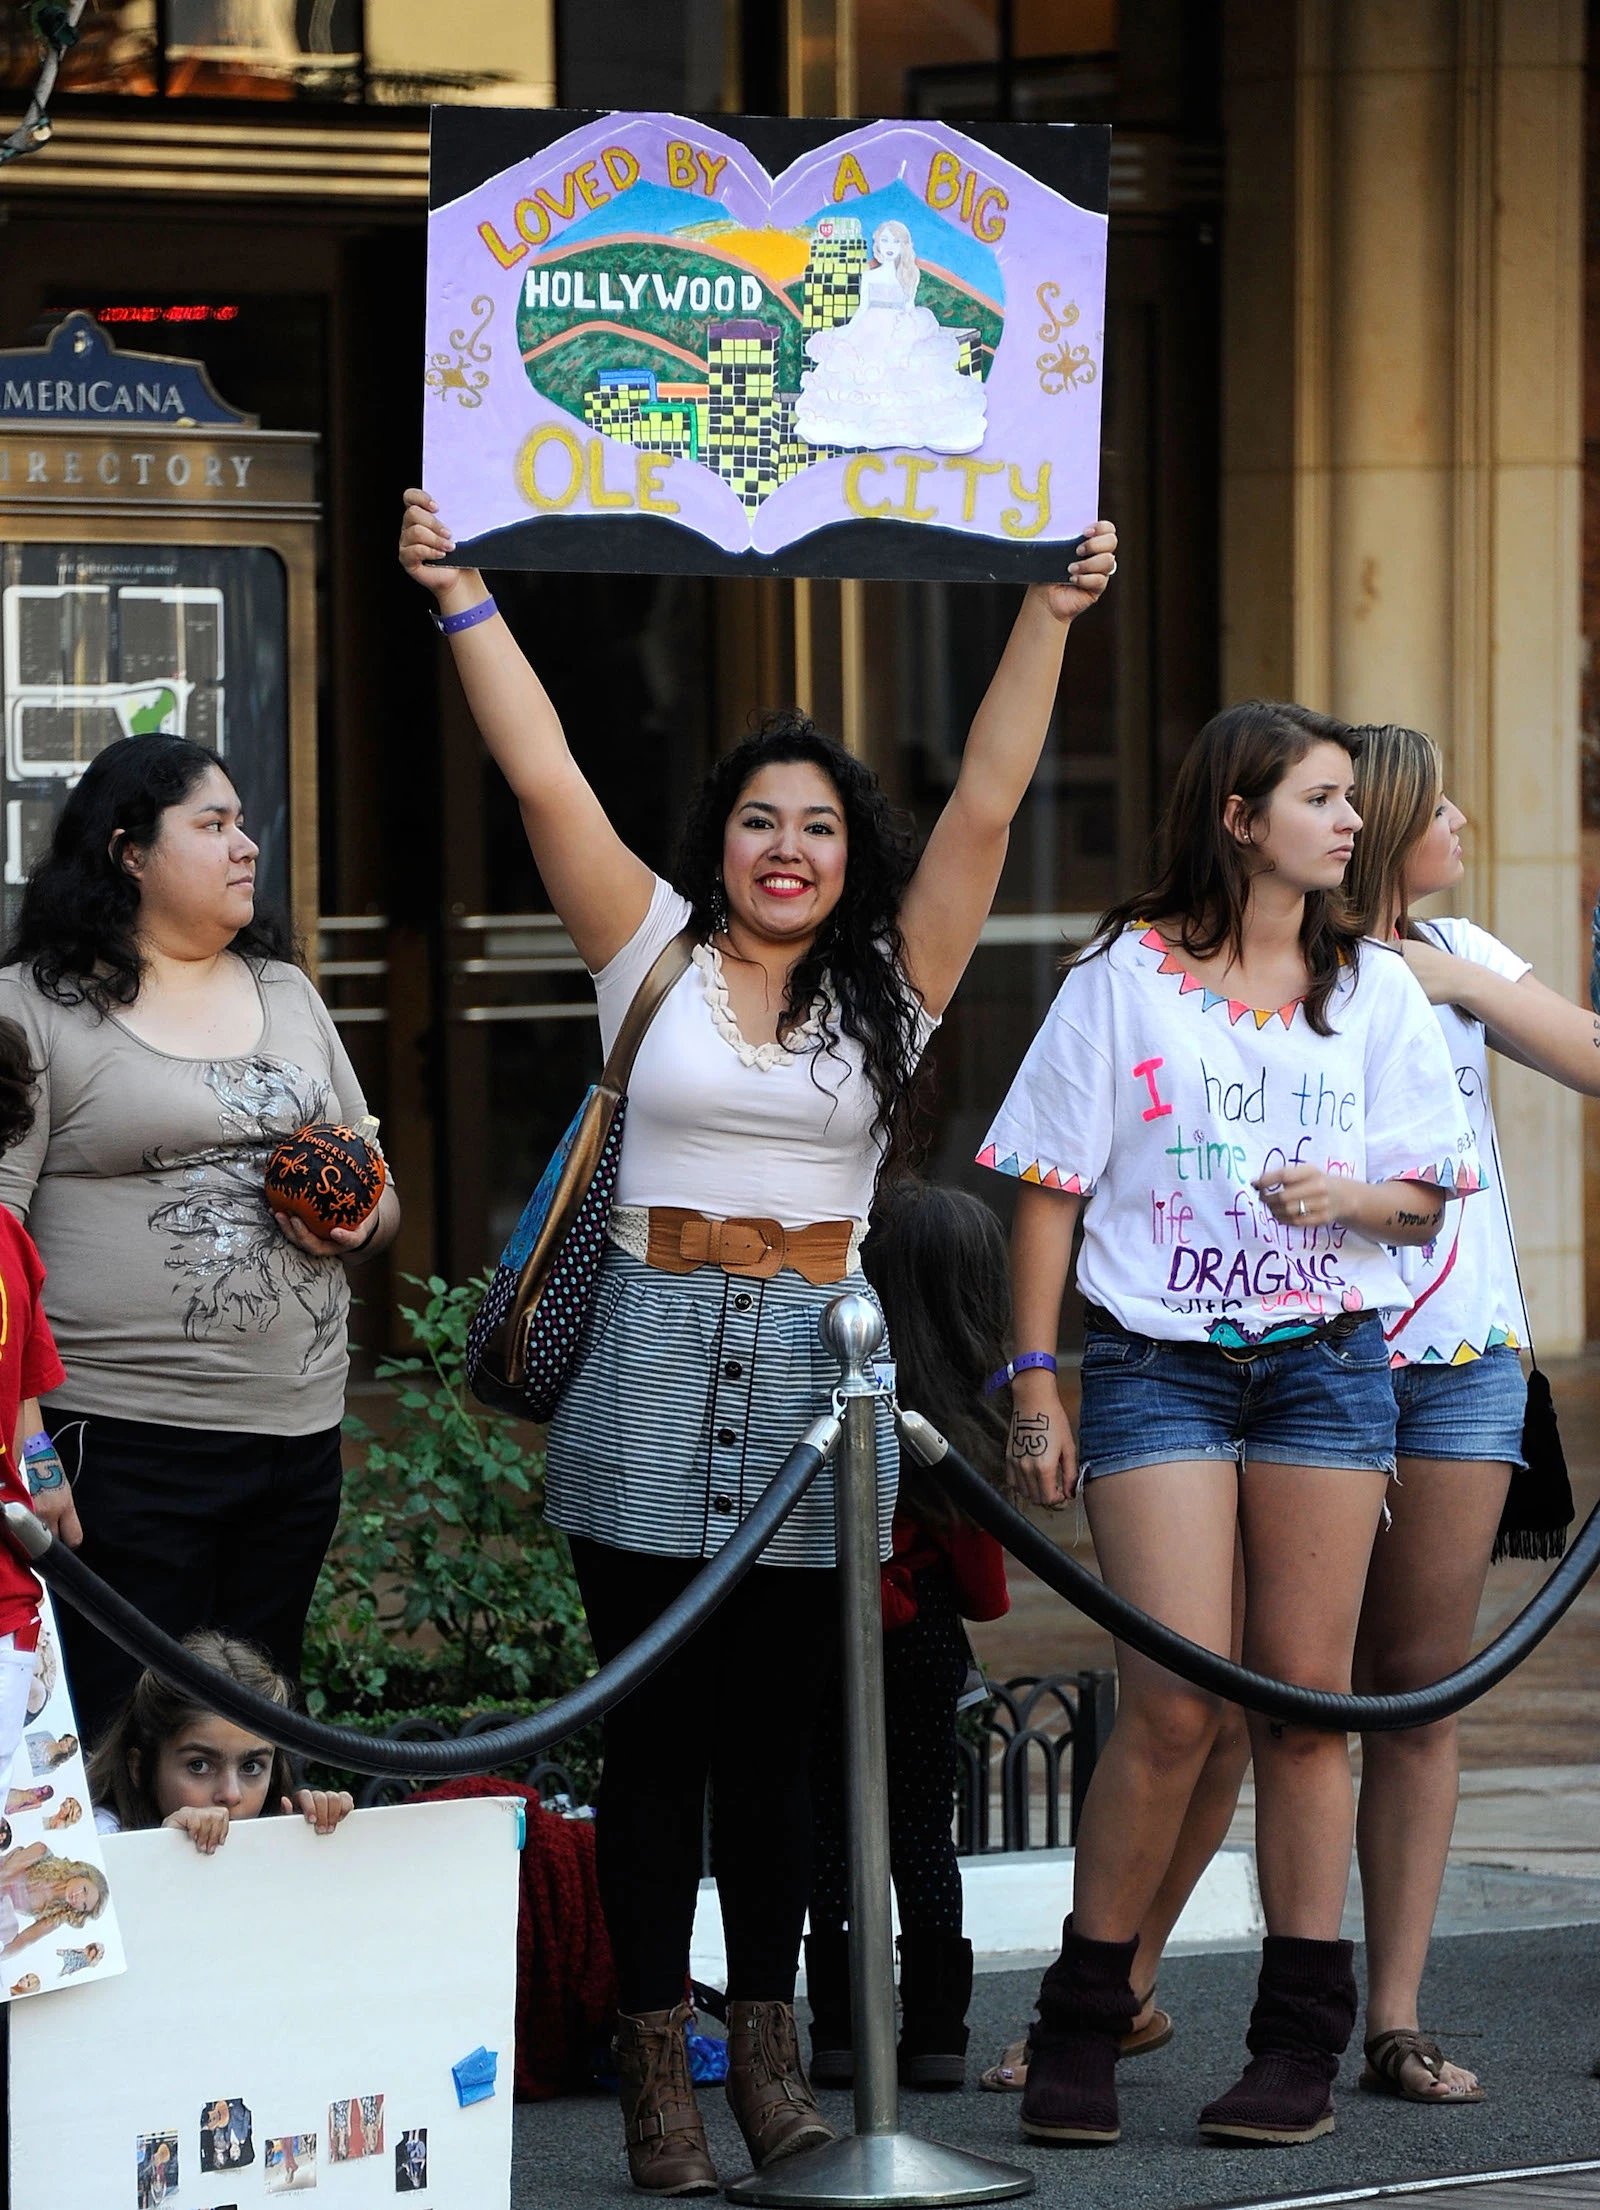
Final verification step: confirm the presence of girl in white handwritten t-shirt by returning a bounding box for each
[981,703,1477,2151]
[1330,723,1600,2104]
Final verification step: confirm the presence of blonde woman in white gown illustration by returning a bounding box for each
[795,220,987,455]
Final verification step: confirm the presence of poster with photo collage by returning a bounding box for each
[0,1589,124,2005]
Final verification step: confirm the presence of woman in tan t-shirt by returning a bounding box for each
[0,734,400,1741]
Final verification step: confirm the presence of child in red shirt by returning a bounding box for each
[0,1019,78,1779]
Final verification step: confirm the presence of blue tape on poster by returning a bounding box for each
[452,2046,498,2106]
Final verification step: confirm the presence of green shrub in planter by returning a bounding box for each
[303,1275,593,1724]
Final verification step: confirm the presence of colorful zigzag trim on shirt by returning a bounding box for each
[1397,1158,1485,1194]
[1396,1324,1520,1369]
[975,1145,1091,1193]
[1137,927,1302,1029]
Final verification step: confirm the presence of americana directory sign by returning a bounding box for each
[424,108,1109,582]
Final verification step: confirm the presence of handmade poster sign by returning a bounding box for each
[0,1591,124,2005]
[424,107,1109,581]
[9,1798,519,2209]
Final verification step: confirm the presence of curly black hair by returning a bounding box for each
[673,712,928,1179]
[4,735,293,1014]
[0,1018,37,1154]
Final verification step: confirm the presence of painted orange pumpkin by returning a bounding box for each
[265,1120,386,1236]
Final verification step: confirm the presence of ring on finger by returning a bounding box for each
[1298,1198,1307,1217]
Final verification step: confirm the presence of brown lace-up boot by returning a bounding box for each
[613,2003,719,2196]
[725,1999,837,2168]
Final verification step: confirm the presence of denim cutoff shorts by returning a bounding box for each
[1390,1344,1527,1468]
[1076,1314,1398,1482]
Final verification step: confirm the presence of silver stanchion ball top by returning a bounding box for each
[1,1501,50,1561]
[820,1291,884,1381]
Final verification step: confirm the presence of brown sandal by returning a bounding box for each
[1360,2029,1485,2104]
[979,2002,1174,2091]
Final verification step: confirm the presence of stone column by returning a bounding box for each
[1223,0,1586,1348]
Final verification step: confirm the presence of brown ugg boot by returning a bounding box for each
[613,2003,719,2196]
[1020,1918,1140,2145]
[725,1998,837,2167]
[1198,1936,1359,2145]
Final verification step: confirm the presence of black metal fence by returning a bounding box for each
[958,1670,1116,1854]
[342,1669,1117,1857]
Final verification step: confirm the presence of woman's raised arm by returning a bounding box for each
[897,524,1116,1015]
[399,490,655,971]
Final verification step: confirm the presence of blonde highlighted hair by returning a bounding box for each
[17,1854,108,1928]
[1344,722,1444,941]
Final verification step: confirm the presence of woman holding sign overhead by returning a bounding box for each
[983,702,1479,2151]
[400,487,1114,2196]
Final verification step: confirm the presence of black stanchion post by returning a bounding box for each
[727,1293,1032,2208]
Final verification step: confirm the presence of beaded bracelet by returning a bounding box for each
[983,1352,1058,1397]
[432,596,497,636]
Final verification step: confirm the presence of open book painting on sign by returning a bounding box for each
[424,108,1109,582]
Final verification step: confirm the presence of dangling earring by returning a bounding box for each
[708,878,729,937]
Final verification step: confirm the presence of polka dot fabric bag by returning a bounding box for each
[466,930,696,1420]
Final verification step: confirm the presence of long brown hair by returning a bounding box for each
[1080,700,1365,1035]
[86,1630,297,1831]
[862,1178,1011,1536]
[1342,722,1444,942]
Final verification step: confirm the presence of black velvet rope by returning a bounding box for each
[17,1394,1597,1761]
[909,1414,1600,1731]
[6,1420,836,1775]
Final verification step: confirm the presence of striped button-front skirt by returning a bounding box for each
[543,1247,898,1568]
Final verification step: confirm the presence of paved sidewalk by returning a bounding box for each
[507,1366,1600,2202]
[510,1925,1600,2208]
[1217,1767,1600,1935]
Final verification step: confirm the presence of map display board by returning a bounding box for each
[425,108,1109,582]
[0,542,288,933]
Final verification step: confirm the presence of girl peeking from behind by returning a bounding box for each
[86,1630,351,1854]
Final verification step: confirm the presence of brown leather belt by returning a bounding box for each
[644,1207,855,1286]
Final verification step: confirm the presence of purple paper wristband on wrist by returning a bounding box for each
[983,1351,1058,1397]
[432,595,497,636]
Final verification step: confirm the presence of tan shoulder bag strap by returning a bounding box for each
[597,926,697,1097]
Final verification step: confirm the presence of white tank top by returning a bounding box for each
[594,877,936,1229]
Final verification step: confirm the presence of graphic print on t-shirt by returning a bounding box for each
[980,928,1482,1347]
[142,1055,343,1367]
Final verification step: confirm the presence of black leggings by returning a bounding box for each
[811,1565,968,1937]
[48,1409,343,1746]
[570,1535,838,2016]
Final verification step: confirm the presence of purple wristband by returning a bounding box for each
[983,1352,1058,1396]
[433,595,497,636]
